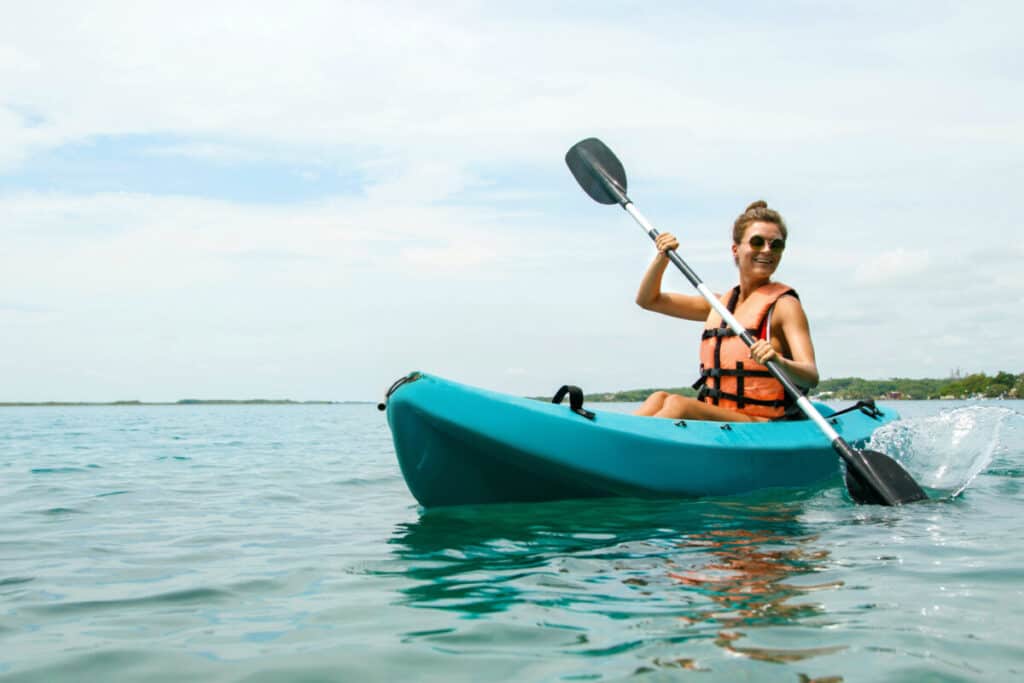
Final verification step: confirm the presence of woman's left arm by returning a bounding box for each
[749,296,820,388]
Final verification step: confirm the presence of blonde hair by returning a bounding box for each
[732,200,787,243]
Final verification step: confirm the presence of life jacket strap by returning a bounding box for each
[696,366,774,379]
[696,386,788,408]
[701,327,759,340]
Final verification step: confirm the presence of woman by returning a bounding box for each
[634,201,818,422]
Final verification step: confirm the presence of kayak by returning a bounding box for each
[383,372,899,508]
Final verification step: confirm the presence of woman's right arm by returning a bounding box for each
[635,233,712,321]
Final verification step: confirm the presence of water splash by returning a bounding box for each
[867,405,1021,498]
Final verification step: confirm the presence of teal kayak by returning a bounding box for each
[384,372,899,508]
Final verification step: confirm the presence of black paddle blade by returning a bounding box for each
[845,449,929,506]
[565,138,629,205]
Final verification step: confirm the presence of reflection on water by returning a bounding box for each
[668,525,845,664]
[388,496,847,677]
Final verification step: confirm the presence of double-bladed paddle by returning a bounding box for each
[565,137,928,506]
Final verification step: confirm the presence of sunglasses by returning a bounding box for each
[748,235,786,253]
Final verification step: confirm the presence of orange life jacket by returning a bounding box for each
[694,282,797,419]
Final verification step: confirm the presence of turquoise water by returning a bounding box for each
[1,400,1022,682]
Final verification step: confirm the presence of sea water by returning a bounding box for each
[1,400,1022,682]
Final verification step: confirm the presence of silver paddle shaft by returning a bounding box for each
[622,202,842,443]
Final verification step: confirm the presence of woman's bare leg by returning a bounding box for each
[633,390,670,416]
[654,394,767,422]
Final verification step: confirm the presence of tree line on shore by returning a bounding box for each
[584,371,1023,402]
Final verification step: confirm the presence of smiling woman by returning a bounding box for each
[633,200,819,423]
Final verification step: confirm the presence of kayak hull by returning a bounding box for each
[385,373,899,508]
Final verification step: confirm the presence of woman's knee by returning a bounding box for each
[656,393,695,418]
[663,394,692,409]
[634,390,671,416]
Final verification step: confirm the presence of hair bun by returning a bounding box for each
[733,199,786,242]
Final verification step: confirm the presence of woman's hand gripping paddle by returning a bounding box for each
[565,137,928,506]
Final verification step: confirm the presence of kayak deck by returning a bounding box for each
[385,373,898,507]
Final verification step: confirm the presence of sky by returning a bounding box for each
[1,2,1021,401]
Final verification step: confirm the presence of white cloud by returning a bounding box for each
[1,3,1021,176]
[1,3,1022,398]
[363,162,479,204]
[854,249,931,285]
[0,191,520,298]
[143,141,271,165]
[401,244,495,270]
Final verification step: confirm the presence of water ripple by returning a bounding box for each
[0,401,1021,681]
[25,587,234,617]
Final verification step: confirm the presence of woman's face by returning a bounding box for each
[733,220,785,277]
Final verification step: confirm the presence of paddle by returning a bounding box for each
[565,137,928,506]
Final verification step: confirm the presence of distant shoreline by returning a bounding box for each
[4,371,1020,406]
[0,400,373,407]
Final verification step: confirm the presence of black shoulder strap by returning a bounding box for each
[551,385,596,420]
[725,285,741,313]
